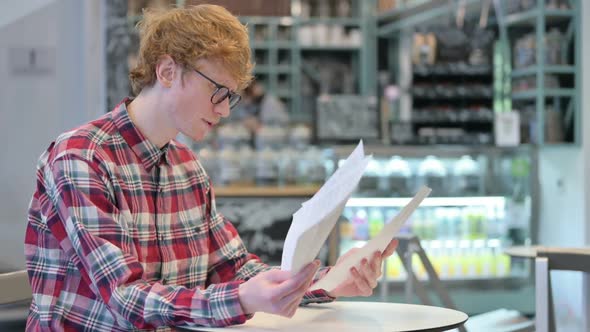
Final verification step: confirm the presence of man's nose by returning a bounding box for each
[214,101,230,118]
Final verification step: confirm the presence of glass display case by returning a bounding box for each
[327,144,534,283]
[198,140,536,313]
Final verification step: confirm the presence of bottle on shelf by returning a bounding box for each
[493,245,511,277]
[368,208,385,239]
[410,208,424,239]
[351,208,369,241]
[480,245,495,277]
[340,209,354,243]
[462,207,487,240]
[385,254,405,280]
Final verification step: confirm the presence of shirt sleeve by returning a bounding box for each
[44,154,249,330]
[204,184,273,284]
[205,186,335,305]
[302,267,336,305]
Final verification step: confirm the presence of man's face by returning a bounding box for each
[166,59,238,141]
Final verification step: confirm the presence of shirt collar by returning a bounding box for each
[112,98,167,172]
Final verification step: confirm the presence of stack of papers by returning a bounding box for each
[280,141,432,292]
[280,140,371,274]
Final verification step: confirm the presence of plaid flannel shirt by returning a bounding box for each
[25,100,333,331]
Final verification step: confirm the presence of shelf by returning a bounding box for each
[276,90,293,98]
[378,0,486,36]
[412,95,493,100]
[330,144,532,159]
[504,9,574,27]
[300,45,361,51]
[297,17,361,26]
[240,16,295,25]
[252,65,292,75]
[253,65,271,74]
[377,0,433,22]
[413,65,493,77]
[511,65,576,78]
[251,42,293,49]
[380,275,528,285]
[275,65,292,74]
[215,185,320,197]
[346,196,506,208]
[511,88,576,100]
[411,120,493,126]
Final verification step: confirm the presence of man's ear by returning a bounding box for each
[155,55,176,88]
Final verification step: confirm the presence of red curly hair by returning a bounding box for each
[129,4,253,95]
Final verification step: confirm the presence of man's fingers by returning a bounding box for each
[361,259,379,288]
[272,262,319,301]
[264,269,294,283]
[382,239,398,257]
[274,271,315,316]
[370,251,382,277]
[350,267,372,296]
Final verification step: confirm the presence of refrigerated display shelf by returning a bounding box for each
[346,196,505,208]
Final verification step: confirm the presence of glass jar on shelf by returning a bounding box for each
[451,155,481,196]
[218,146,241,186]
[197,147,219,184]
[289,124,312,150]
[278,147,298,186]
[358,158,385,195]
[237,145,256,185]
[255,125,288,150]
[385,155,413,197]
[255,147,279,186]
[416,155,448,196]
[217,123,251,149]
[306,147,327,186]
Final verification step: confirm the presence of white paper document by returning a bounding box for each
[310,186,431,291]
[281,140,371,274]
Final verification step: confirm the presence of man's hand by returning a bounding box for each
[238,260,320,317]
[326,239,398,298]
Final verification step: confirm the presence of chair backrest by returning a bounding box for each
[537,247,590,273]
[535,247,590,332]
[0,270,31,305]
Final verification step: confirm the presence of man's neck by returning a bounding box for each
[127,90,177,149]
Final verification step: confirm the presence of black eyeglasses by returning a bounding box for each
[194,69,242,109]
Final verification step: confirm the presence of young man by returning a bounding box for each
[24,5,397,331]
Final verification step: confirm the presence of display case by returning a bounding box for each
[326,144,535,284]
[204,143,535,285]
